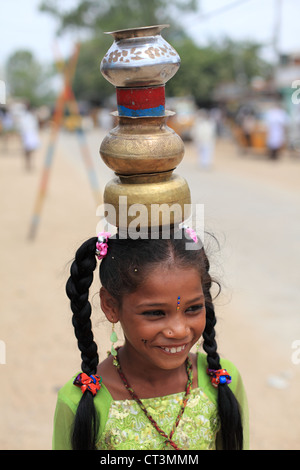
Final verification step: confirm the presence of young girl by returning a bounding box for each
[52,227,249,450]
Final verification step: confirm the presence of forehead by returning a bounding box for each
[128,264,203,301]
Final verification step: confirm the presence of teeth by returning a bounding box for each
[162,345,186,353]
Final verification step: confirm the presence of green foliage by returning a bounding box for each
[72,36,115,105]
[6,50,55,106]
[38,0,272,106]
[38,0,197,104]
[167,37,272,105]
[39,0,197,36]
[70,35,272,106]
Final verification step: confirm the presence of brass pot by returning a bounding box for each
[99,112,184,175]
[103,173,191,228]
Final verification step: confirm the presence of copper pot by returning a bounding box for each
[99,112,184,176]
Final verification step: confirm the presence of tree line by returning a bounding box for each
[4,0,273,108]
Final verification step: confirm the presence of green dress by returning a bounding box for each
[52,353,249,450]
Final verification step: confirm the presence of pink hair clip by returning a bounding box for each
[185,227,198,243]
[95,231,111,260]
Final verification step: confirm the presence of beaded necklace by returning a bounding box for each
[113,350,193,450]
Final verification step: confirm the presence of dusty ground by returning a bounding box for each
[0,125,299,450]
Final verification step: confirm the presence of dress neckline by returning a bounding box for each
[111,385,201,403]
[97,352,202,402]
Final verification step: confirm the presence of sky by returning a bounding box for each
[0,0,299,73]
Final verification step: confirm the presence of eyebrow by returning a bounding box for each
[186,295,205,304]
[136,295,205,309]
[136,302,168,309]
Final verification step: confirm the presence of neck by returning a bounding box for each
[116,344,191,397]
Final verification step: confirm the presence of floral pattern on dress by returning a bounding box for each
[97,388,219,450]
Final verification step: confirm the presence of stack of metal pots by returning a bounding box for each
[99,25,191,231]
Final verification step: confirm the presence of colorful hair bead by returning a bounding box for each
[73,372,102,396]
[207,368,232,388]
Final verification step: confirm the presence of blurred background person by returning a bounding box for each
[265,102,289,160]
[192,109,216,169]
[18,103,40,171]
[0,106,15,152]
[241,110,256,153]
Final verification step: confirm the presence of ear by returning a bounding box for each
[99,287,120,323]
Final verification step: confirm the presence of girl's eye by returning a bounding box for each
[141,310,165,317]
[186,304,204,314]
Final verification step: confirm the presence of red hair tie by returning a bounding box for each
[73,373,102,396]
[207,368,231,388]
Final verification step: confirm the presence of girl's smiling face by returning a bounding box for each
[101,264,206,371]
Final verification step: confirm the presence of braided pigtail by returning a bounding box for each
[65,237,99,450]
[202,255,243,450]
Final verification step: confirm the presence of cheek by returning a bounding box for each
[120,319,161,343]
[195,311,206,337]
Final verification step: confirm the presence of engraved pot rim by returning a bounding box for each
[104,24,170,41]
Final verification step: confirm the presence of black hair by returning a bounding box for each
[65,228,243,450]
[65,238,99,450]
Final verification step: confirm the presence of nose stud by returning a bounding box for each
[177,296,181,310]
